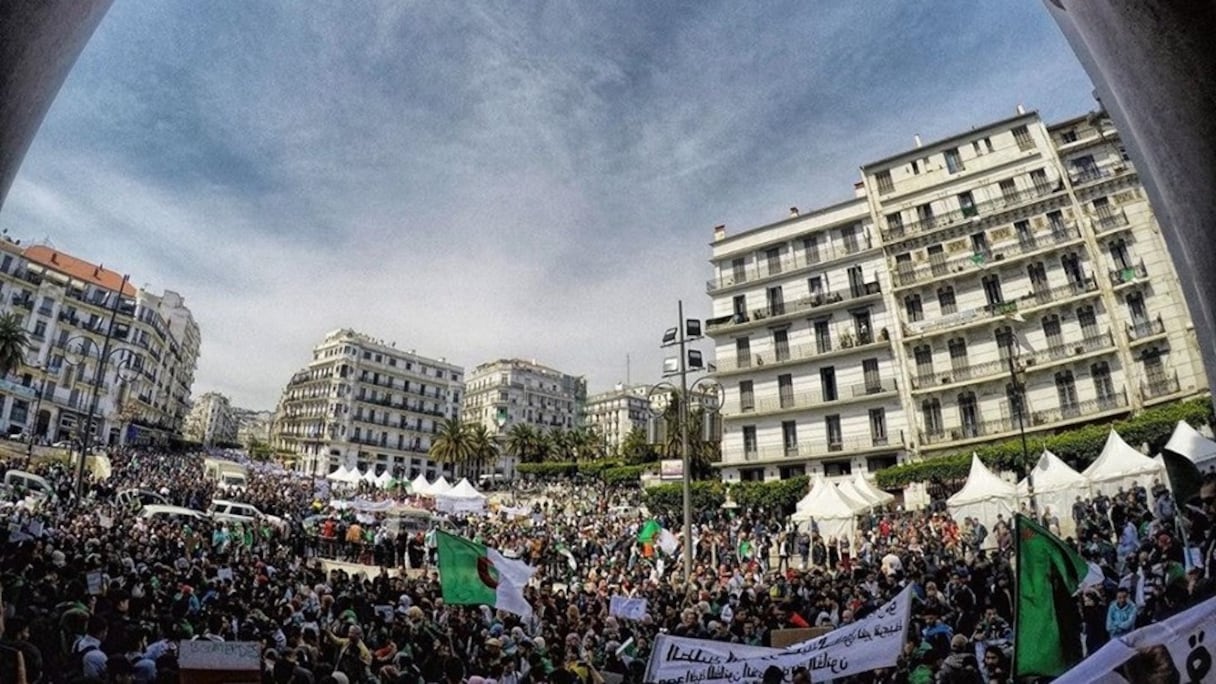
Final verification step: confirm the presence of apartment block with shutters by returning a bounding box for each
[709,107,1207,483]
[271,329,464,480]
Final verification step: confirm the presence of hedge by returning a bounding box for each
[731,476,811,513]
[875,396,1213,489]
[601,465,647,486]
[643,481,725,514]
[515,459,627,479]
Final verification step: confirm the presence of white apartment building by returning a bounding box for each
[233,407,273,447]
[272,329,464,479]
[707,201,907,482]
[0,241,201,446]
[584,384,651,454]
[709,107,1206,482]
[462,358,587,476]
[183,391,237,446]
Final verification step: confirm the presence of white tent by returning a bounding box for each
[327,465,355,483]
[429,476,453,494]
[375,470,394,489]
[410,474,432,496]
[361,468,378,485]
[794,475,824,513]
[1018,450,1091,538]
[947,454,1019,540]
[791,477,866,543]
[1163,420,1216,473]
[1083,430,1165,499]
[852,473,895,507]
[435,478,487,513]
[836,479,878,511]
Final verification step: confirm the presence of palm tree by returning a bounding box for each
[506,423,541,464]
[0,313,29,379]
[466,422,499,478]
[429,418,474,476]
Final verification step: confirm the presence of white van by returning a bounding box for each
[207,499,286,530]
[116,488,170,510]
[139,505,210,525]
[3,470,53,499]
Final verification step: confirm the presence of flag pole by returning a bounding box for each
[1011,513,1022,678]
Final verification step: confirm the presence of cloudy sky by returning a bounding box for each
[1,1,1095,410]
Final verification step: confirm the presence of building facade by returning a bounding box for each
[0,241,201,446]
[272,329,464,479]
[584,384,651,454]
[183,392,237,446]
[233,407,273,448]
[461,358,587,477]
[709,108,1206,482]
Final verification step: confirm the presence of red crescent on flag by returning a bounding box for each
[477,556,499,589]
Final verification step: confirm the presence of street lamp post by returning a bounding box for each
[25,361,45,466]
[1001,319,1035,510]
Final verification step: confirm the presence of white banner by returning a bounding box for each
[610,595,649,621]
[1054,594,1216,684]
[645,586,912,684]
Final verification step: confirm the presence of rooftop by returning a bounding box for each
[22,243,138,296]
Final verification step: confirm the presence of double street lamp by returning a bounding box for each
[24,360,47,466]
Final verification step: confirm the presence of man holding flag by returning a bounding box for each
[435,530,536,617]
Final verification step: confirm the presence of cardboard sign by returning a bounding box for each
[178,640,261,671]
[217,567,234,582]
[86,571,103,595]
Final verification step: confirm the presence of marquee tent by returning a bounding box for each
[837,478,879,511]
[1163,420,1216,474]
[947,454,1018,540]
[361,468,378,485]
[429,476,453,495]
[375,470,394,489]
[794,476,824,513]
[1017,450,1090,538]
[1082,430,1165,499]
[852,473,895,507]
[326,465,359,484]
[435,478,487,513]
[791,475,867,542]
[410,474,432,496]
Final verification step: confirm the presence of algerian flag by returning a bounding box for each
[1013,514,1090,678]
[436,531,536,617]
[637,520,662,543]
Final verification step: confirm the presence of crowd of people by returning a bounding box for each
[0,447,1214,684]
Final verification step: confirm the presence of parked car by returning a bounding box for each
[207,499,286,530]
[139,505,210,525]
[2,470,54,499]
[116,488,170,510]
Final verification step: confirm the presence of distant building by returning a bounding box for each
[271,329,464,479]
[0,240,200,446]
[707,107,1207,483]
[461,358,586,477]
[584,384,651,454]
[183,392,237,446]
[232,407,273,447]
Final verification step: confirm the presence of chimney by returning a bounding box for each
[50,253,58,264]
[712,224,726,241]
[913,134,923,148]
[1017,104,1026,115]
[789,207,800,218]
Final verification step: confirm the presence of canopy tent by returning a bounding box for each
[435,477,488,513]
[794,475,825,513]
[361,468,378,485]
[429,476,453,494]
[1082,430,1165,500]
[1017,450,1091,538]
[852,473,895,507]
[791,475,866,543]
[410,474,432,496]
[947,454,1018,541]
[836,478,878,511]
[1163,420,1216,474]
[326,465,359,484]
[375,470,394,489]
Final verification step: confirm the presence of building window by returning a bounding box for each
[766,285,785,316]
[1013,125,1034,151]
[1110,239,1132,270]
[958,392,979,437]
[869,408,888,445]
[1030,168,1050,195]
[1061,129,1078,143]
[887,212,904,236]
[764,247,782,276]
[948,337,968,372]
[862,358,882,393]
[814,319,832,354]
[802,235,821,264]
[958,191,977,217]
[742,425,757,458]
[1015,220,1034,247]
[938,286,957,315]
[778,374,794,408]
[1043,315,1063,352]
[1077,306,1098,338]
[995,326,1014,359]
[922,399,943,435]
[999,178,1019,201]
[773,329,790,362]
[981,275,1004,307]
[944,148,964,174]
[820,367,837,402]
[1092,362,1116,403]
[739,381,754,412]
[916,203,935,227]
[735,337,751,368]
[914,345,934,380]
[911,160,920,175]
[782,420,798,455]
[875,170,894,195]
[825,415,843,450]
[904,295,924,322]
[1056,371,1079,414]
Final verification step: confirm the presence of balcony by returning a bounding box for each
[1069,163,1133,187]
[1032,392,1128,425]
[707,284,882,334]
[892,228,1082,289]
[921,416,1017,446]
[1093,210,1130,233]
[738,436,900,464]
[714,329,891,375]
[920,390,1129,448]
[1110,260,1147,286]
[706,240,877,293]
[882,184,1063,243]
[912,358,1009,390]
[1142,373,1181,400]
[733,380,898,417]
[9,294,33,310]
[1127,316,1166,343]
[1040,331,1117,362]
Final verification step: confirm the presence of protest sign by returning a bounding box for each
[610,595,648,621]
[179,640,261,670]
[1053,594,1216,684]
[217,567,234,582]
[86,571,103,595]
[770,628,830,649]
[645,586,911,684]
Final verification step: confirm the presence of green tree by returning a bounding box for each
[546,429,571,462]
[429,418,474,475]
[621,427,658,465]
[506,423,542,464]
[0,313,29,378]
[466,422,499,478]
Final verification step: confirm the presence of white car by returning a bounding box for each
[139,505,210,525]
[207,499,286,531]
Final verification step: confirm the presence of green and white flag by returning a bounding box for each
[436,530,535,617]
